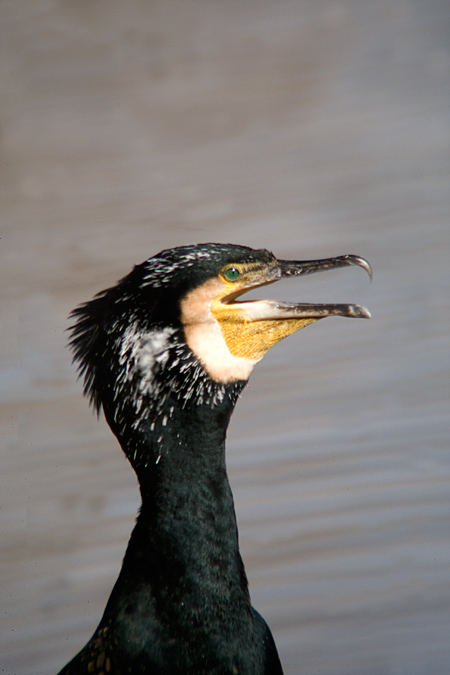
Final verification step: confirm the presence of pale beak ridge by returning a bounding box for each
[279,254,373,282]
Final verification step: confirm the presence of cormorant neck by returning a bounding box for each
[99,365,253,652]
[114,384,243,497]
[100,326,247,484]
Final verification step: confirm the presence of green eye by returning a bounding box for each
[223,267,240,282]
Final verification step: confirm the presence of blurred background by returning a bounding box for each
[1,1,449,674]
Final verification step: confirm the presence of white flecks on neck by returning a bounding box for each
[119,325,176,395]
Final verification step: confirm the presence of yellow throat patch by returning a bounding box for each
[211,298,317,361]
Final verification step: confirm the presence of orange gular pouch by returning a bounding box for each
[212,301,317,361]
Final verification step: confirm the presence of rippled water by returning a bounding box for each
[1,2,449,674]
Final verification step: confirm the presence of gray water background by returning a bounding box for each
[1,1,449,674]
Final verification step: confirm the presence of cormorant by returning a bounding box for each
[57,243,371,675]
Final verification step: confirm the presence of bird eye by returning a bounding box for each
[223,267,240,282]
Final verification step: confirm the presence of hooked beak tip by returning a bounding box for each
[347,255,373,282]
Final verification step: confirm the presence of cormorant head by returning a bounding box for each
[69,243,371,419]
[175,244,371,382]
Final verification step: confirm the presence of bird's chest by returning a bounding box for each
[109,594,265,675]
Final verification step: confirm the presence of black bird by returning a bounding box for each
[57,243,371,675]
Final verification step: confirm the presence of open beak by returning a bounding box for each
[240,254,372,321]
[186,252,372,379]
